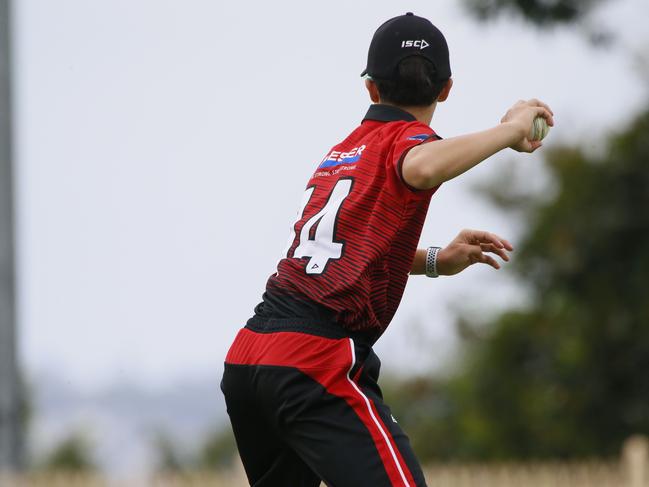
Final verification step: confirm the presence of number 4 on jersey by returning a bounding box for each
[289,179,352,275]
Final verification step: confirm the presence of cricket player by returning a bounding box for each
[221,12,554,487]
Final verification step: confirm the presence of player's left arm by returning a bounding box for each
[410,229,514,276]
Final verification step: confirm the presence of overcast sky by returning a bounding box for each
[11,0,649,392]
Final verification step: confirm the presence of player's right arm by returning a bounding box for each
[402,99,554,190]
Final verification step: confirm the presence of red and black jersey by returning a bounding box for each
[252,104,441,336]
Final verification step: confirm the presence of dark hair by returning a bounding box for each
[373,57,448,107]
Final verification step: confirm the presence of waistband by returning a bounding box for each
[246,315,380,346]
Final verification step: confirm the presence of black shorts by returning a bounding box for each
[221,320,427,487]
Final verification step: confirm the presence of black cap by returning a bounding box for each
[361,12,451,81]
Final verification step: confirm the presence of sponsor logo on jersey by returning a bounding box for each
[318,145,366,169]
[407,133,430,141]
[401,39,429,50]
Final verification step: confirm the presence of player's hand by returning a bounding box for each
[436,229,514,276]
[500,99,554,153]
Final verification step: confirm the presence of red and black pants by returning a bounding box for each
[221,320,427,487]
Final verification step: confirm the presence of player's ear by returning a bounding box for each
[365,79,381,103]
[437,78,453,103]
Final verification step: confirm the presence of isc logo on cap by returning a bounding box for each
[401,39,429,50]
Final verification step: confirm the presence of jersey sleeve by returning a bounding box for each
[386,123,441,199]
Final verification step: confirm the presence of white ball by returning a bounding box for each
[529,117,550,141]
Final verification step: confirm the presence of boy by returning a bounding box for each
[222,12,554,487]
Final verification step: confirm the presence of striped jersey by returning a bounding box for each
[252,104,440,336]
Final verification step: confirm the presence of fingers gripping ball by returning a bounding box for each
[529,116,550,141]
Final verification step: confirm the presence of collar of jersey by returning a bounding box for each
[362,104,417,123]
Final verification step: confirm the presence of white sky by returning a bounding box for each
[11,0,649,391]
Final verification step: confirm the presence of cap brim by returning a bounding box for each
[360,69,367,77]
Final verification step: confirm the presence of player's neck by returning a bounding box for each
[393,103,436,125]
[407,104,436,125]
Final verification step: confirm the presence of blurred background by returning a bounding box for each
[1,0,648,485]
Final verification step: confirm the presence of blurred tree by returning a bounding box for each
[388,108,649,460]
[41,433,95,472]
[151,429,187,474]
[149,427,237,473]
[196,428,237,470]
[464,0,607,25]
